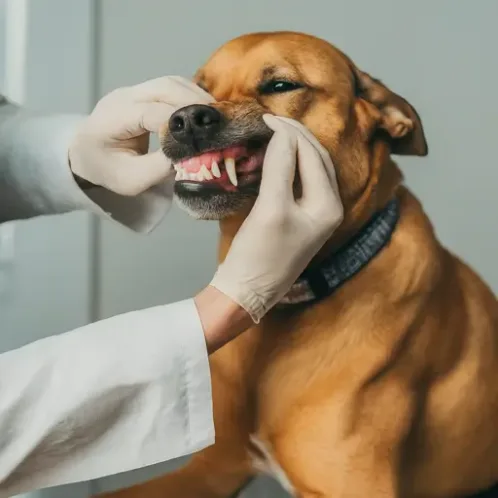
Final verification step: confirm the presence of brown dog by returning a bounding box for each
[98,32,498,498]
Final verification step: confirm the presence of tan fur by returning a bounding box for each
[97,32,498,498]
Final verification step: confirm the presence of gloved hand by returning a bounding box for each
[210,115,344,323]
[69,76,212,196]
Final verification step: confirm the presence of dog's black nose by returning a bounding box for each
[168,104,223,145]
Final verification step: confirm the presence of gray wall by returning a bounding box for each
[92,0,498,496]
[0,1,4,87]
[1,2,96,497]
[0,0,95,354]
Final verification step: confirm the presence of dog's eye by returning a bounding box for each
[258,80,303,95]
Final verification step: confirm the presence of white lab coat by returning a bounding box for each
[0,98,214,496]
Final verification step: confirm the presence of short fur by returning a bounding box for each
[97,32,498,498]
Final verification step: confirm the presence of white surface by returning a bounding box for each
[1,299,213,498]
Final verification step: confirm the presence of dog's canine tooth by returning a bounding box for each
[225,158,238,186]
[200,164,213,180]
[211,160,221,178]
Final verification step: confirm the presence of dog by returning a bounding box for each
[97,31,498,498]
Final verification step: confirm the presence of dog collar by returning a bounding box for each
[277,198,401,307]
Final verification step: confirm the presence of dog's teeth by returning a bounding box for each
[225,158,238,186]
[189,172,198,181]
[175,169,182,181]
[200,164,213,180]
[211,160,221,178]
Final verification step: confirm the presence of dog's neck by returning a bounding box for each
[218,196,401,307]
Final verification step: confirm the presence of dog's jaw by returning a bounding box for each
[166,140,269,220]
[173,188,257,220]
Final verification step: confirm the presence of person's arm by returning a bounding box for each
[0,116,342,496]
[0,290,251,497]
[0,98,102,221]
[0,77,212,231]
[195,286,252,353]
[0,300,189,496]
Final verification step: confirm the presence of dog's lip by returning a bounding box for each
[173,142,268,190]
[174,144,252,172]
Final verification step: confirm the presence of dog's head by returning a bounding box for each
[161,31,427,239]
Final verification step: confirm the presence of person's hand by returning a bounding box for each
[69,76,212,196]
[209,115,344,323]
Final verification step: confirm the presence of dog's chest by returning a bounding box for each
[248,435,295,496]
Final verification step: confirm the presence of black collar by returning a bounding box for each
[277,198,401,307]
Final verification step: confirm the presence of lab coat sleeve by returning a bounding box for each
[0,96,172,232]
[0,299,214,497]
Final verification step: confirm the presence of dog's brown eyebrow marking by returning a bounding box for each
[261,66,279,79]
[260,64,300,84]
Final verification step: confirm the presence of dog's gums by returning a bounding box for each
[173,144,267,191]
[171,140,270,220]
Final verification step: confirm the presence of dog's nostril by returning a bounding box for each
[170,115,186,131]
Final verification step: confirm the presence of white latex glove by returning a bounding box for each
[69,76,212,196]
[210,115,344,322]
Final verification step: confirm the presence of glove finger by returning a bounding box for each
[295,133,335,206]
[133,102,177,134]
[127,75,214,105]
[289,132,343,220]
[95,102,176,139]
[258,115,298,204]
[270,116,339,190]
[113,150,173,196]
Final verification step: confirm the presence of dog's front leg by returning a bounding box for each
[268,380,416,498]
[278,443,404,498]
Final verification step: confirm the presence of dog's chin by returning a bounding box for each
[174,183,257,220]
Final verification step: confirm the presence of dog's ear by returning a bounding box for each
[353,67,428,156]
